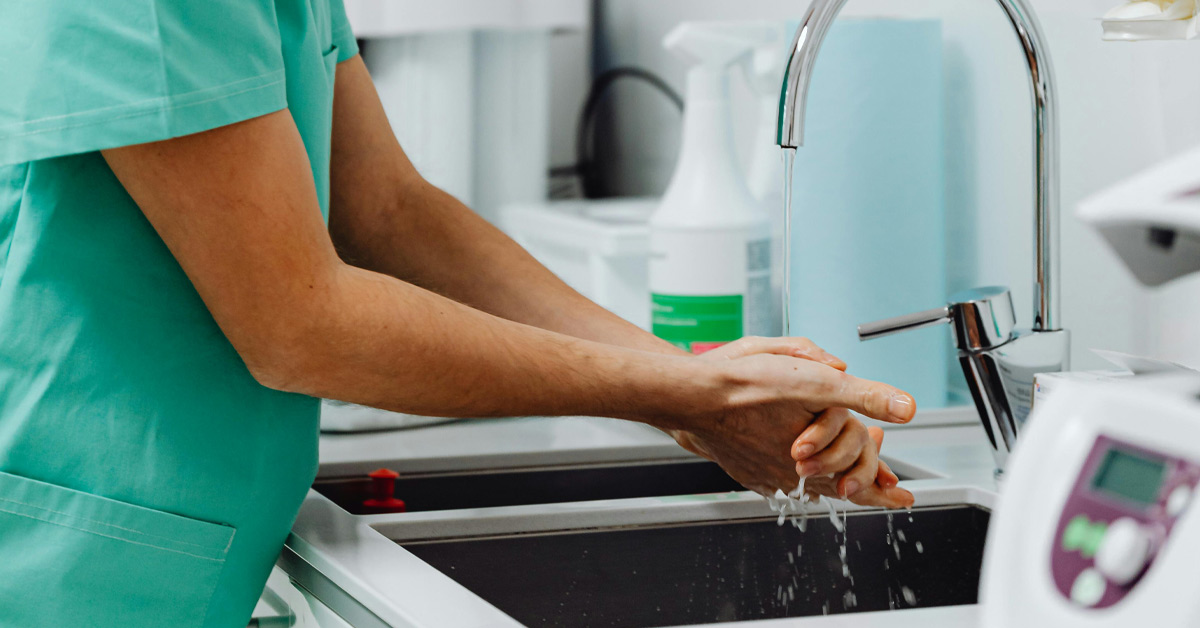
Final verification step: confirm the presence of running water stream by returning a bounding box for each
[781,148,797,337]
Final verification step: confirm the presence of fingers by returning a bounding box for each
[791,409,851,461]
[711,336,846,371]
[794,419,870,480]
[810,371,917,424]
[877,459,900,488]
[798,475,913,509]
[848,484,915,509]
[867,427,900,487]
[836,437,881,499]
[794,421,890,499]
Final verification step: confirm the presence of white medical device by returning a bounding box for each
[980,373,1200,625]
[979,145,1200,625]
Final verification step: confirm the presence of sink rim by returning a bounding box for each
[365,484,995,544]
[313,454,945,484]
[398,502,990,547]
[309,455,948,520]
[283,485,997,628]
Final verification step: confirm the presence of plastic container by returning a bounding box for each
[501,198,658,329]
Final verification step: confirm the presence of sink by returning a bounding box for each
[313,459,746,514]
[400,504,989,626]
[312,458,931,515]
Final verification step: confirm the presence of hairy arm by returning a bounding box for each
[101,56,915,506]
[102,107,707,422]
[326,57,681,356]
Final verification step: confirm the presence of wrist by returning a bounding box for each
[630,354,732,433]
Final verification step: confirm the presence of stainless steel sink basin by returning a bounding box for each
[400,504,989,626]
[312,458,931,515]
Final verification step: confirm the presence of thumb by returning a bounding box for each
[811,372,917,424]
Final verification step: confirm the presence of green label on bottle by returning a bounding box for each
[651,294,743,354]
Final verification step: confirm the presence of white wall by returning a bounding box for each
[593,0,1200,370]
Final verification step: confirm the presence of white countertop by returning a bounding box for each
[288,407,1000,628]
[316,406,984,476]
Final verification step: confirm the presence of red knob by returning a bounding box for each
[362,468,407,513]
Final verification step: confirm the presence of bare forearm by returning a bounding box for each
[327,56,678,356]
[267,262,706,423]
[331,181,681,356]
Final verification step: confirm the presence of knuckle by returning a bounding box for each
[848,465,873,484]
[818,370,848,398]
[850,418,870,440]
[858,383,888,415]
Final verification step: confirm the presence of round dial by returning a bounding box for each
[1094,517,1153,586]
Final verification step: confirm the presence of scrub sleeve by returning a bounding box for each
[0,1,357,627]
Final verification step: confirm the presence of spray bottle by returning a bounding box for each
[650,22,777,353]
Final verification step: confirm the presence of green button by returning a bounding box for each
[1063,515,1091,551]
[1081,522,1108,558]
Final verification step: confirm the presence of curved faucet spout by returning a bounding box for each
[776,0,1060,332]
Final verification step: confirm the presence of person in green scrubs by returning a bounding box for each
[0,2,918,626]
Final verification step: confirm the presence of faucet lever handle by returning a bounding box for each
[858,307,951,341]
[858,286,1017,352]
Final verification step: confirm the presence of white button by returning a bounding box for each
[1071,568,1107,607]
[1167,485,1191,517]
[1095,517,1152,586]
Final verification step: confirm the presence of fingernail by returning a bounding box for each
[843,480,860,498]
[888,394,915,422]
[798,461,821,477]
[794,443,815,460]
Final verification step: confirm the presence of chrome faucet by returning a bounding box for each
[776,0,1070,477]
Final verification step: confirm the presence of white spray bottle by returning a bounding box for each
[650,22,777,353]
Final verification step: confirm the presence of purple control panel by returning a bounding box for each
[1051,435,1200,608]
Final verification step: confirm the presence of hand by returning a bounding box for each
[793,421,914,508]
[670,336,916,505]
[697,335,848,371]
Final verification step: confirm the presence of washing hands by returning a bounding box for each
[667,336,916,510]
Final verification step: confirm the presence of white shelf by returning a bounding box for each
[1102,16,1200,40]
[343,0,588,38]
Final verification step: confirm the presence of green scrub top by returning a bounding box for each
[0,2,357,627]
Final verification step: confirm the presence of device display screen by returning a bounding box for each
[1092,448,1166,506]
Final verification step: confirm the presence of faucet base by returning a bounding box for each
[960,328,1070,474]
